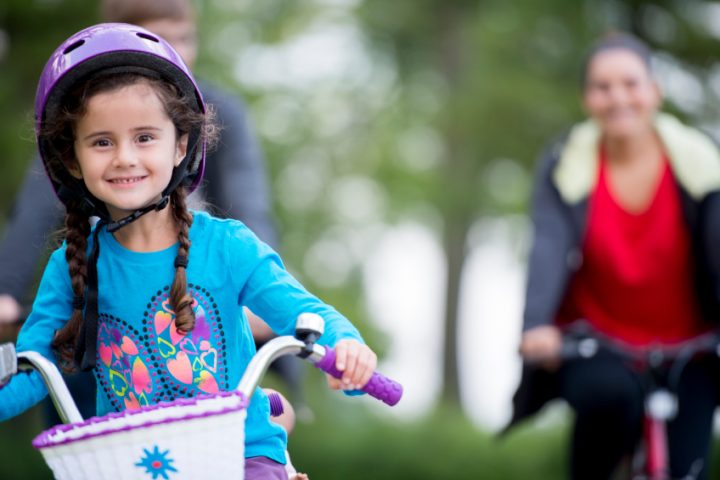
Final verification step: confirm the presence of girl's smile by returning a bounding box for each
[71,82,188,220]
[107,175,147,186]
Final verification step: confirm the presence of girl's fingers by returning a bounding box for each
[335,341,348,373]
[340,341,359,387]
[329,340,379,390]
[333,341,357,388]
[326,374,343,390]
[350,348,377,388]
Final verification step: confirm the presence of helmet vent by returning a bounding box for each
[136,32,160,43]
[63,40,85,55]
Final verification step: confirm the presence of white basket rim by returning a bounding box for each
[33,390,247,450]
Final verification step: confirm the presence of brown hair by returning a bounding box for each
[52,200,91,372]
[582,32,653,87]
[47,72,216,370]
[100,0,194,25]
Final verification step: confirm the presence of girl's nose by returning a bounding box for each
[112,141,138,168]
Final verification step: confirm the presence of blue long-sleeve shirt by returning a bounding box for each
[0,211,362,463]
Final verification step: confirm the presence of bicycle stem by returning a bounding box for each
[235,336,326,399]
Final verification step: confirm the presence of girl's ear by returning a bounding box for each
[175,133,189,167]
[66,161,83,179]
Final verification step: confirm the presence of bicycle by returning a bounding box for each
[0,313,403,480]
[557,323,719,480]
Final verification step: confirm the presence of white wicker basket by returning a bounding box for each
[32,391,248,480]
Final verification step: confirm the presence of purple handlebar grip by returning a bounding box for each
[314,347,403,406]
[267,392,284,417]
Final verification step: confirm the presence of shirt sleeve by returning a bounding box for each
[0,247,73,421]
[523,139,578,331]
[231,224,363,348]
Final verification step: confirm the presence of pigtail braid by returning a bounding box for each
[169,187,195,333]
[52,202,91,372]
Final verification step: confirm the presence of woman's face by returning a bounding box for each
[583,49,661,140]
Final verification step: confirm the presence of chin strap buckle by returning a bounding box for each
[155,195,170,211]
[106,195,171,233]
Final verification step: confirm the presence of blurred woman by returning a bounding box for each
[510,33,720,479]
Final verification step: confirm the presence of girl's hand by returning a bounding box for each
[326,339,377,391]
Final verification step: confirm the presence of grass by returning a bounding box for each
[289,400,568,480]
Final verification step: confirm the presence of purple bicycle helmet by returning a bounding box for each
[35,23,206,227]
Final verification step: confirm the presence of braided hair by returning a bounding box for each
[169,186,195,332]
[52,201,91,371]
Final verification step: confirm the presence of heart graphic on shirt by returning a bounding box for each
[154,311,172,335]
[99,343,113,367]
[195,370,219,394]
[111,343,122,360]
[121,336,139,356]
[169,321,185,346]
[167,351,193,384]
[179,337,199,356]
[158,337,177,358]
[96,287,228,410]
[109,369,129,397]
[132,358,152,395]
[192,357,203,372]
[124,392,140,410]
[200,349,218,373]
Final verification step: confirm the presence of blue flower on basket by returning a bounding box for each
[135,445,179,479]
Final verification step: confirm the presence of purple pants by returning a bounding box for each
[245,456,287,480]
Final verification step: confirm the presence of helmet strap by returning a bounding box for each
[106,195,170,233]
[74,220,104,371]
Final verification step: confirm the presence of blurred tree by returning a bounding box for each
[354,0,720,409]
[0,0,98,217]
[2,0,720,426]
[355,0,590,407]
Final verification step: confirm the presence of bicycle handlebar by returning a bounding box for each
[313,346,403,406]
[0,343,83,424]
[0,342,16,386]
[236,335,403,406]
[18,351,83,424]
[1,313,402,425]
[558,327,720,365]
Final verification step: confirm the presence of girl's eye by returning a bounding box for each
[93,139,111,147]
[137,134,154,143]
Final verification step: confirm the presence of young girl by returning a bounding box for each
[0,23,376,479]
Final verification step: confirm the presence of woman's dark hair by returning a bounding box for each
[582,32,653,86]
[47,72,217,370]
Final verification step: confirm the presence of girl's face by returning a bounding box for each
[583,49,661,140]
[71,82,188,220]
